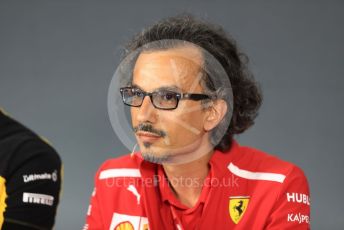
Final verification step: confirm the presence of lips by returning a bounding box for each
[136,132,161,142]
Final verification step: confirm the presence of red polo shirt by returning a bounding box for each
[157,164,212,229]
[84,140,310,230]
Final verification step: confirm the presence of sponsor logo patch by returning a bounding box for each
[23,170,58,183]
[287,212,310,224]
[127,185,141,205]
[229,196,250,224]
[286,192,310,206]
[22,192,54,206]
[115,221,134,230]
[0,176,7,228]
[109,213,149,230]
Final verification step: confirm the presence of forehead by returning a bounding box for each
[132,46,204,92]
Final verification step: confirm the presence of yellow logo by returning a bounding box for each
[229,196,250,224]
[0,176,8,229]
[115,221,134,230]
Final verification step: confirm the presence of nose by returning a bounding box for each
[135,96,157,123]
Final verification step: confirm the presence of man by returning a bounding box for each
[0,108,62,230]
[85,15,310,229]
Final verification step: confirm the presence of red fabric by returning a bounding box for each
[84,140,310,230]
[157,164,211,229]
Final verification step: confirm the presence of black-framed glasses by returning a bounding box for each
[120,87,211,110]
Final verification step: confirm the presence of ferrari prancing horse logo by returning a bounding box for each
[229,196,250,224]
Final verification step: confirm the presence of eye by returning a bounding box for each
[162,92,176,101]
[132,88,143,97]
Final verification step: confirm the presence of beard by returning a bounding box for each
[141,151,171,164]
[138,131,213,165]
[140,141,171,163]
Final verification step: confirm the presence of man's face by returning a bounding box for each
[131,46,210,163]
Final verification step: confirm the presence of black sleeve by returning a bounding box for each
[3,139,62,230]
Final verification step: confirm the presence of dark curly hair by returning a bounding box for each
[123,14,262,152]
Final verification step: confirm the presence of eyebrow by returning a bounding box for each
[130,83,182,93]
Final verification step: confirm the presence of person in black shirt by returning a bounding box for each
[0,108,62,230]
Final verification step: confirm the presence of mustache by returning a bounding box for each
[133,123,166,137]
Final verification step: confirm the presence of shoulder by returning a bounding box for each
[0,111,60,159]
[238,145,300,175]
[223,143,308,185]
[94,154,142,180]
[9,136,61,171]
[99,154,141,170]
[0,118,61,177]
[224,143,310,215]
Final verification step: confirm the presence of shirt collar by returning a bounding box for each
[136,139,241,205]
[208,139,241,179]
[157,163,212,210]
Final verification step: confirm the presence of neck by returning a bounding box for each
[162,149,214,208]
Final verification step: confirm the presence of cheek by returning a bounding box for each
[178,101,205,129]
[130,107,144,127]
[130,108,137,126]
[163,103,205,146]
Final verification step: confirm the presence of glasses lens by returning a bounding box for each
[152,91,178,109]
[121,88,143,106]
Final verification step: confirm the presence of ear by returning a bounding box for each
[203,99,228,131]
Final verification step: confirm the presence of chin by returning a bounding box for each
[141,152,171,164]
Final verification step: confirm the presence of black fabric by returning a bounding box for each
[0,110,61,230]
